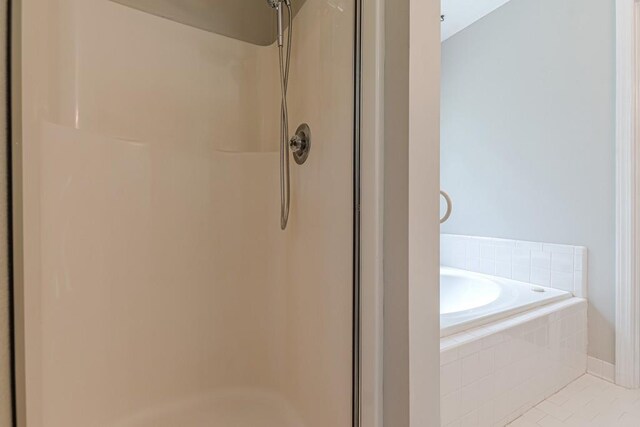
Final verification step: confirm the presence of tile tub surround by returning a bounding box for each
[441,234,588,298]
[440,298,588,426]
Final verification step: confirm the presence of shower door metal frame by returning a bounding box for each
[8,0,24,425]
[352,0,363,425]
[7,0,366,426]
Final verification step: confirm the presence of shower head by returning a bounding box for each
[267,0,288,47]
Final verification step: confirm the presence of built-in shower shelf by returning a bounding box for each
[214,149,278,155]
[110,0,307,46]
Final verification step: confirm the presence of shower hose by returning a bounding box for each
[279,1,293,230]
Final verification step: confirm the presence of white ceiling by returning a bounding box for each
[441,0,514,41]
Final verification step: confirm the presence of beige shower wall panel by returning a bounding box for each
[39,123,285,425]
[47,0,280,153]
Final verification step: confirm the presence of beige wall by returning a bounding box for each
[408,0,441,424]
[383,0,410,421]
[384,0,441,425]
[1,0,12,423]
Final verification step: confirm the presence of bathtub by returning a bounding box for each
[440,267,571,337]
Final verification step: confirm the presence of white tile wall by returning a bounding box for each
[440,298,588,426]
[441,235,588,298]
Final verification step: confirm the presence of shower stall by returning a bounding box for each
[11,0,362,425]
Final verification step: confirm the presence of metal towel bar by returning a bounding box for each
[440,190,452,224]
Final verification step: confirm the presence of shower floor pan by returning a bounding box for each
[112,389,304,427]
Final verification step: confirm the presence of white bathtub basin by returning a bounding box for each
[440,269,501,314]
[440,266,571,337]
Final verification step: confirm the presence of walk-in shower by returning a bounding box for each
[11,0,361,425]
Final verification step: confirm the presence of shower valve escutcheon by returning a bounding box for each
[289,123,311,165]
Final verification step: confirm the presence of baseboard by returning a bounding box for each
[587,356,616,383]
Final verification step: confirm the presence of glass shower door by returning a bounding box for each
[14,0,359,425]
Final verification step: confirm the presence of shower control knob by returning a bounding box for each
[289,135,306,153]
[289,123,311,165]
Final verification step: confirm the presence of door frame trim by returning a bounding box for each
[615,0,640,389]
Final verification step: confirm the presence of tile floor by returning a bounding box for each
[508,374,640,426]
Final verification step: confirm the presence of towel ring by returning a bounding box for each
[440,190,452,224]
